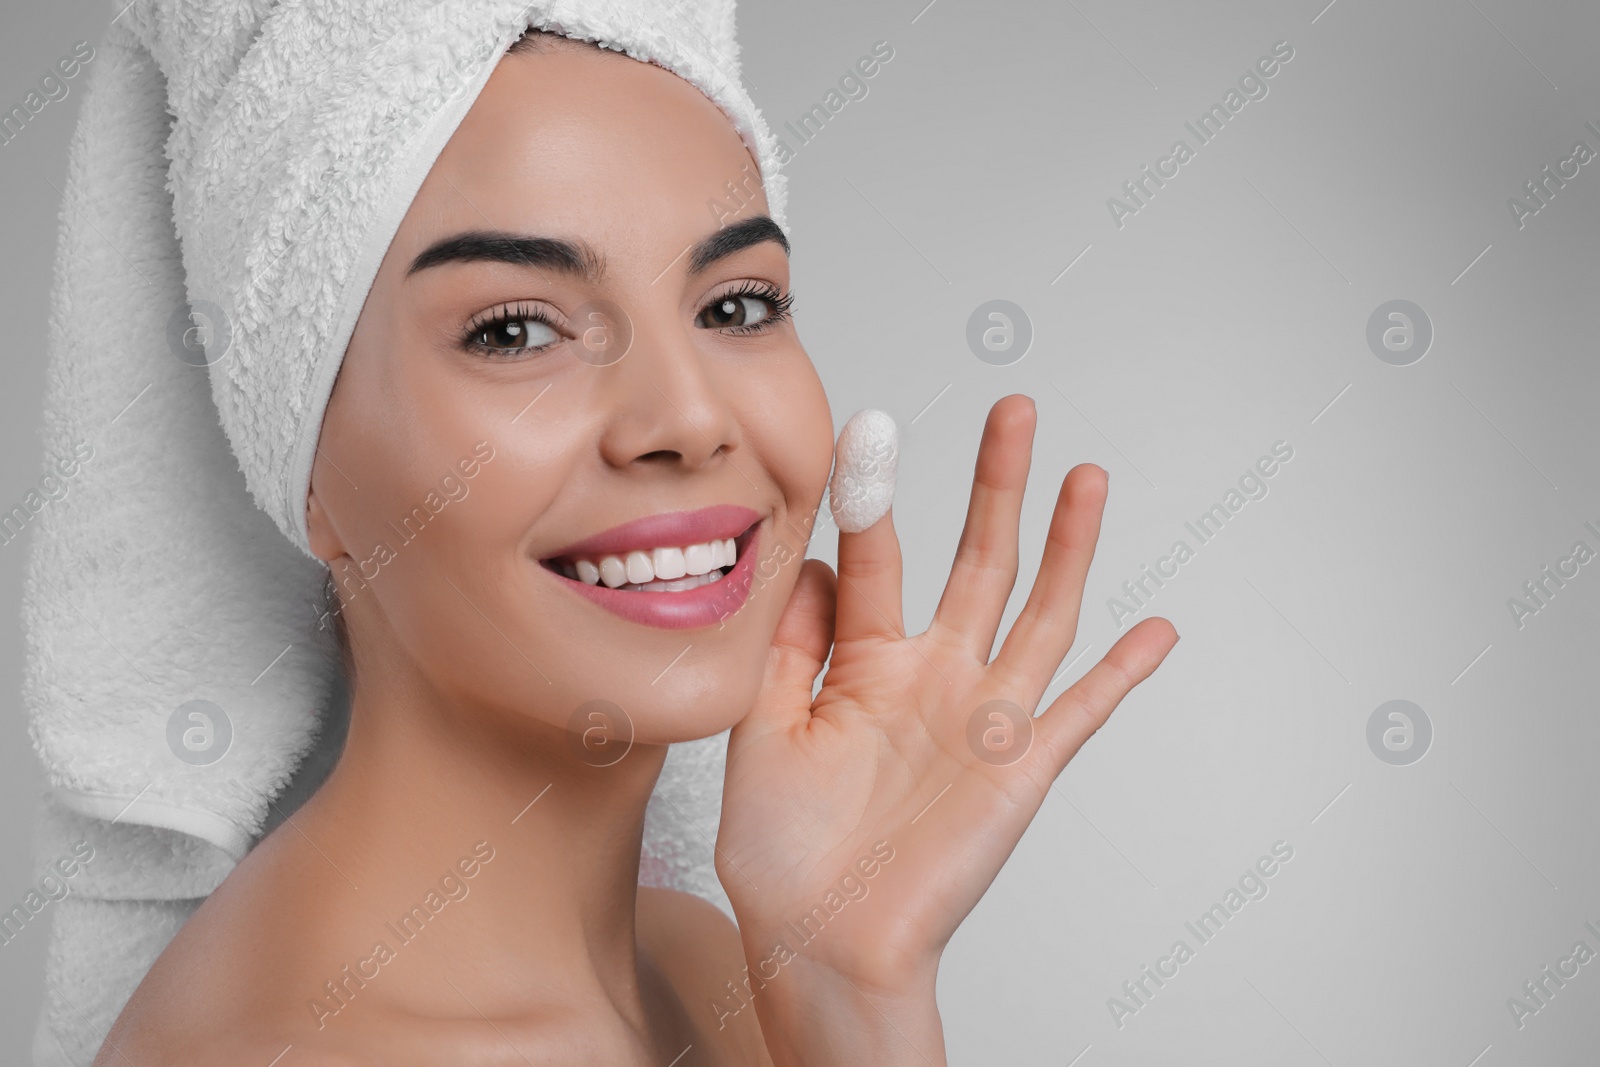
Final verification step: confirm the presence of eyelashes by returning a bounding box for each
[461,281,796,361]
[697,281,796,334]
[462,300,562,358]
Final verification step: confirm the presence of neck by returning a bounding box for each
[300,664,669,1027]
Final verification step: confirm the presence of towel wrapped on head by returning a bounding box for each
[22,2,787,1061]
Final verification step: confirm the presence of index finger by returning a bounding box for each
[828,409,905,643]
[835,505,905,643]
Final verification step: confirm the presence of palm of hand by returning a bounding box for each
[716,395,1179,996]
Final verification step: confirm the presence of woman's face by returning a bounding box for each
[307,41,833,745]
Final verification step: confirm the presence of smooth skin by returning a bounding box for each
[91,31,1176,1067]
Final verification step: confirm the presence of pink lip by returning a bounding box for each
[539,505,766,631]
[541,504,761,562]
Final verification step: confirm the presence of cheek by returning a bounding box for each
[372,429,565,660]
[744,352,834,510]
[325,354,566,698]
[355,475,565,726]
[321,324,458,548]
[730,352,832,628]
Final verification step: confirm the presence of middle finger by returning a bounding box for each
[928,394,1036,660]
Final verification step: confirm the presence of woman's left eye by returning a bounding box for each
[698,285,794,333]
[703,294,768,328]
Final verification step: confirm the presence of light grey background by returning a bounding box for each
[4,0,1597,1063]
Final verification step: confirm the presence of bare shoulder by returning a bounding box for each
[89,823,425,1066]
[96,996,571,1067]
[97,834,765,1066]
[96,1027,498,1067]
[637,886,772,1065]
[91,1016,368,1067]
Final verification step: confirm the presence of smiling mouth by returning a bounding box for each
[539,519,761,593]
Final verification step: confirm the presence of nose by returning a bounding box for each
[596,306,741,473]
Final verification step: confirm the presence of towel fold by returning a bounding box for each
[23,1,785,1060]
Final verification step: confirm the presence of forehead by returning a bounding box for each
[397,47,767,264]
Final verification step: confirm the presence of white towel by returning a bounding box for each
[22,2,787,1062]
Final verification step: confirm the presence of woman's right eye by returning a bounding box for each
[463,306,565,360]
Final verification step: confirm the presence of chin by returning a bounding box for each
[597,652,771,748]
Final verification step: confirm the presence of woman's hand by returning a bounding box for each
[715,394,1179,1064]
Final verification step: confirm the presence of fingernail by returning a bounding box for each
[828,408,899,533]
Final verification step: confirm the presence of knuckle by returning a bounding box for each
[956,539,1018,578]
[841,553,896,583]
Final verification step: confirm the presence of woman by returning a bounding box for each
[94,26,1177,1067]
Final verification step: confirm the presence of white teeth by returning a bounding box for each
[557,532,745,590]
[684,542,714,576]
[652,545,687,580]
[599,556,628,588]
[625,550,653,585]
[623,570,723,593]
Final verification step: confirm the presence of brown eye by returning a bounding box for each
[475,316,561,352]
[696,283,795,335]
[699,293,771,329]
[462,303,566,360]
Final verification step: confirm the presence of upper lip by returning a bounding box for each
[540,504,763,562]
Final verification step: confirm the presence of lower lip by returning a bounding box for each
[543,521,764,630]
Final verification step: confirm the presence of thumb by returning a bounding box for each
[753,558,837,727]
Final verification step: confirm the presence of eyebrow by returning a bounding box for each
[405,214,789,282]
